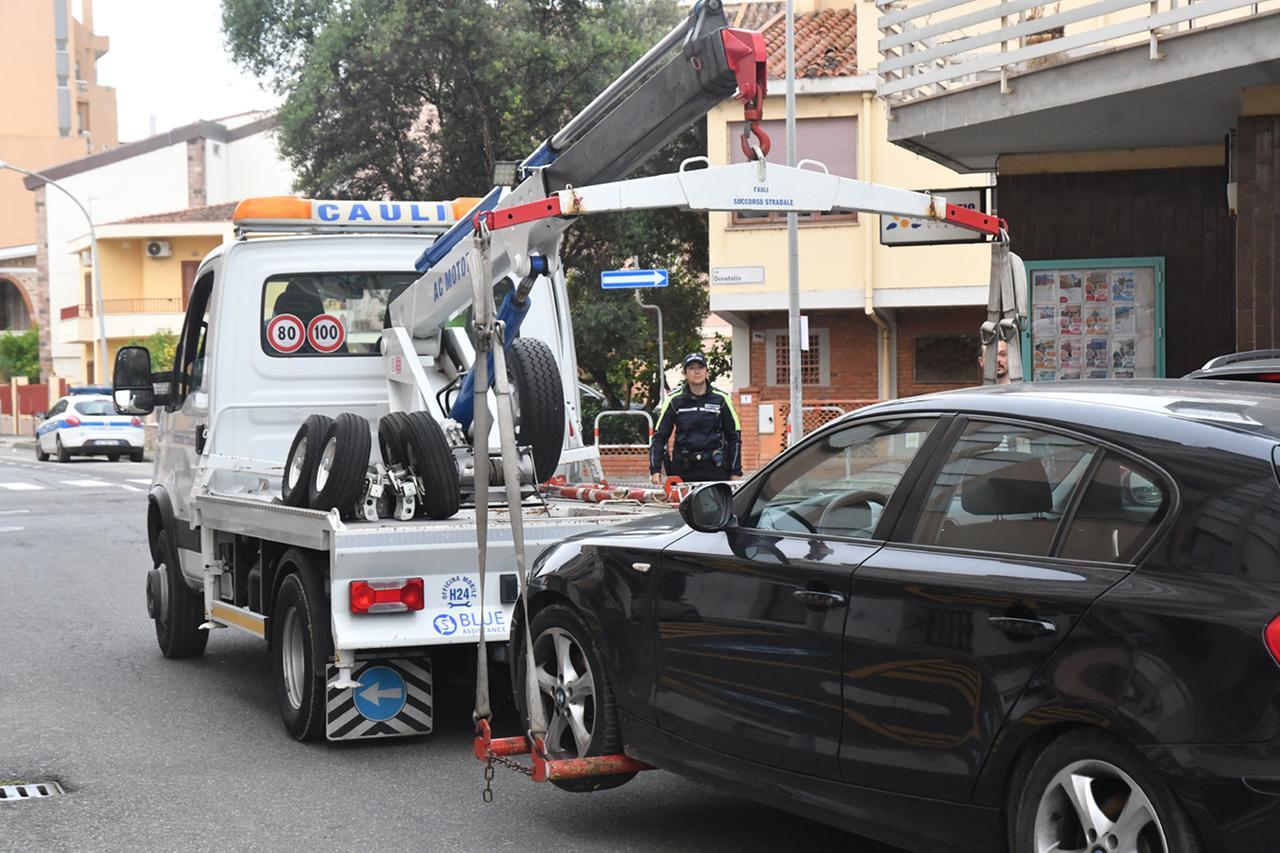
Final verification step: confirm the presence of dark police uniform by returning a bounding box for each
[649,383,743,482]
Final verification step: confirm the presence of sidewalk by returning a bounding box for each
[0,433,35,452]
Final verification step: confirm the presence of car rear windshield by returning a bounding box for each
[260,272,419,357]
[73,400,115,415]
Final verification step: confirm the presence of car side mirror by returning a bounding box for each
[34,411,45,420]
[113,345,158,415]
[679,482,737,533]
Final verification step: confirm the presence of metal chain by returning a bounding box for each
[482,758,494,803]
[488,750,535,777]
[480,748,535,803]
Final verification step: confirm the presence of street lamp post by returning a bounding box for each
[634,289,666,396]
[0,160,108,382]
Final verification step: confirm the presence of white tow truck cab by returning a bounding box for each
[116,197,665,741]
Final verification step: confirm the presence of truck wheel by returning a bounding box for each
[507,337,564,483]
[149,531,208,659]
[377,412,410,467]
[400,411,460,520]
[272,560,329,742]
[308,412,370,517]
[282,414,333,507]
[56,436,71,463]
[513,603,635,793]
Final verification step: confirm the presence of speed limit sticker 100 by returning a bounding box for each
[267,313,306,353]
[307,314,346,353]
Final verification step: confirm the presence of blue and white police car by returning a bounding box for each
[35,391,145,463]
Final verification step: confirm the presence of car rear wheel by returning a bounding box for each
[148,531,208,659]
[271,555,329,742]
[130,450,145,463]
[514,603,634,792]
[108,454,121,462]
[55,436,70,463]
[1011,730,1202,853]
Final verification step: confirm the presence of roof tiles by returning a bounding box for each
[759,8,859,79]
[112,201,239,225]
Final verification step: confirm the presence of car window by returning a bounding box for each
[47,400,68,418]
[1059,453,1169,563]
[260,272,419,357]
[73,400,114,416]
[745,418,938,538]
[910,420,1096,557]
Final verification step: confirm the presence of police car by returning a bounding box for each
[35,391,145,463]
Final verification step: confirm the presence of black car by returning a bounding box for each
[511,380,1280,853]
[1185,348,1280,382]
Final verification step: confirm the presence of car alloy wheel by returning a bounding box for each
[533,626,598,758]
[1033,759,1169,853]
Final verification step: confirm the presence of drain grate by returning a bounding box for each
[0,782,65,802]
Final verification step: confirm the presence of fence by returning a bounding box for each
[1,378,68,435]
[877,0,1280,105]
[66,298,185,318]
[594,410,654,483]
[778,400,879,451]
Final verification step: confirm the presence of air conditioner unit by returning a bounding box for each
[146,240,172,259]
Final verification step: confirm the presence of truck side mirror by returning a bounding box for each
[113,345,158,415]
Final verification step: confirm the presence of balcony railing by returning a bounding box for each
[877,0,1280,105]
[72,298,184,317]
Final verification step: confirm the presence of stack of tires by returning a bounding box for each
[280,411,461,521]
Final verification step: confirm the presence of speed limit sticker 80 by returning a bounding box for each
[307,314,346,353]
[266,313,306,353]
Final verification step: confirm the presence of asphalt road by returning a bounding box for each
[0,441,906,853]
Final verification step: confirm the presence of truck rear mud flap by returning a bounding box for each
[325,656,432,740]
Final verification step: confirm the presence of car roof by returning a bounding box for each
[61,394,112,405]
[846,379,1280,444]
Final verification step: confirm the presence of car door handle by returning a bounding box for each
[793,589,846,609]
[988,616,1057,637]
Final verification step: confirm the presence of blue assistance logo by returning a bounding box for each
[433,614,458,636]
[442,574,478,608]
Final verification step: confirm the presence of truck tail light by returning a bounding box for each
[65,416,81,427]
[1266,615,1280,665]
[349,578,425,614]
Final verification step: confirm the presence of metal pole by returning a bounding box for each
[0,160,107,382]
[634,290,666,396]
[785,0,803,441]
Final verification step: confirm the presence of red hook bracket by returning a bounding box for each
[721,28,771,161]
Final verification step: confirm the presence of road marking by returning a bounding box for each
[127,478,152,485]
[119,484,144,492]
[0,526,24,533]
[62,479,110,487]
[0,483,43,491]
[0,509,30,515]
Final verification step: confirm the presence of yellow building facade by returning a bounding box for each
[0,0,117,251]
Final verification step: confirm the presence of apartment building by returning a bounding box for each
[711,1,996,468]
[0,0,117,344]
[879,1,1280,379]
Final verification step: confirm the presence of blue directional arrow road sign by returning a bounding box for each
[352,665,407,722]
[601,268,669,289]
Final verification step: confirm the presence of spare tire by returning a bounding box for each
[506,337,564,483]
[399,411,461,520]
[378,411,411,468]
[308,412,371,517]
[282,414,333,507]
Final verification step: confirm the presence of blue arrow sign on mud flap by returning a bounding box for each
[601,269,669,289]
[352,665,407,722]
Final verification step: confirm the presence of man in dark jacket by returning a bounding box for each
[649,352,743,484]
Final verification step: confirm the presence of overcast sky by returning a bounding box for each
[91,0,280,142]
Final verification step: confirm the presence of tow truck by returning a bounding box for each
[111,0,1017,745]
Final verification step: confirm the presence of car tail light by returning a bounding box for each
[349,578,425,614]
[1267,615,1280,665]
[1255,373,1280,383]
[130,417,142,426]
[64,416,81,427]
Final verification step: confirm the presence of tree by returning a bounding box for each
[124,329,179,376]
[0,328,40,383]
[222,0,726,409]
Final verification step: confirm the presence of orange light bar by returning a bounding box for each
[233,196,312,223]
[451,196,484,222]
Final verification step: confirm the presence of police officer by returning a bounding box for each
[649,352,743,484]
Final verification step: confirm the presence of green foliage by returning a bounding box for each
[0,328,40,383]
[124,329,179,375]
[222,0,727,410]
